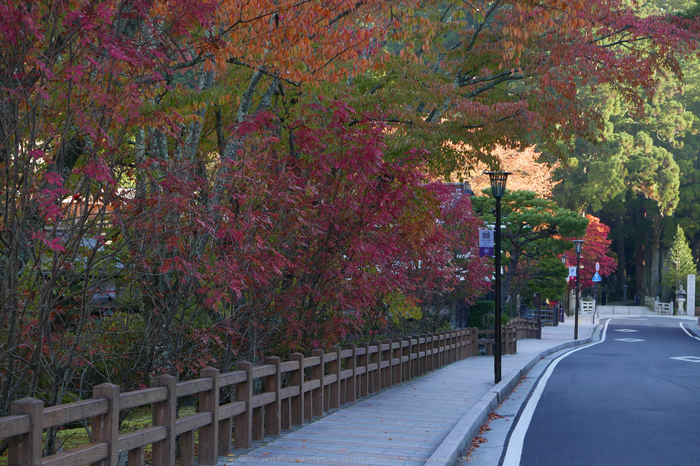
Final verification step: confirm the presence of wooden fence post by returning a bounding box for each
[289,353,305,426]
[432,333,438,368]
[427,333,434,371]
[357,343,369,398]
[456,330,463,360]
[370,342,381,393]
[328,347,341,410]
[198,367,220,463]
[439,332,446,367]
[391,338,402,384]
[419,334,427,375]
[446,332,452,364]
[462,329,468,359]
[91,383,119,466]
[471,328,479,357]
[234,361,253,449]
[265,357,282,436]
[311,349,324,418]
[382,339,392,388]
[345,344,357,403]
[152,374,177,466]
[411,336,419,377]
[402,337,412,381]
[8,398,43,466]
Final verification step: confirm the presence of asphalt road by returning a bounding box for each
[501,317,700,466]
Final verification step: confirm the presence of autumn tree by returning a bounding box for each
[0,0,396,424]
[329,0,700,178]
[562,216,617,293]
[471,190,588,312]
[1,0,699,452]
[400,183,492,333]
[0,0,213,421]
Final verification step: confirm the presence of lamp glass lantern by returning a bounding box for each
[486,171,511,198]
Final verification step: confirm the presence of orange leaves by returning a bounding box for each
[205,0,385,85]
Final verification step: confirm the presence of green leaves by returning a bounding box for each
[662,225,697,290]
[472,189,588,307]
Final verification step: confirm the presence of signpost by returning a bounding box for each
[479,229,494,257]
[592,263,601,323]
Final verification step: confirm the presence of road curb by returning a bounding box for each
[427,335,595,466]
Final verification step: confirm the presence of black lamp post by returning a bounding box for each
[573,239,585,340]
[486,170,511,384]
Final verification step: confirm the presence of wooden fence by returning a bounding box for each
[477,327,518,355]
[508,317,539,339]
[0,326,523,466]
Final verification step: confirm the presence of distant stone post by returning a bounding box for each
[688,274,696,316]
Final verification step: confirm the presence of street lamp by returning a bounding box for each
[486,170,511,384]
[573,239,585,340]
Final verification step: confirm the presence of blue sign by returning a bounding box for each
[592,272,602,282]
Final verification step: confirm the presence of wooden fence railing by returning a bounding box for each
[509,317,539,339]
[0,326,532,466]
[476,327,518,355]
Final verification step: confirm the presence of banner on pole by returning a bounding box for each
[479,229,494,257]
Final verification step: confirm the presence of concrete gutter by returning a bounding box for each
[427,333,598,466]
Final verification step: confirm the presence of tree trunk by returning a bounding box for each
[616,215,627,295]
[501,251,521,313]
[649,212,663,299]
[633,205,648,302]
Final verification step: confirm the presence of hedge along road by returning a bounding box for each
[499,316,700,466]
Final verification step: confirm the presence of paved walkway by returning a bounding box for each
[220,316,598,466]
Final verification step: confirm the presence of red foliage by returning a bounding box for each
[564,215,617,289]
[123,102,492,359]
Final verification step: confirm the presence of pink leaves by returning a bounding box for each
[31,231,66,252]
[36,173,69,221]
[44,237,66,252]
[44,171,63,186]
[78,160,114,185]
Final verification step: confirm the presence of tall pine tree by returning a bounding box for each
[662,225,697,292]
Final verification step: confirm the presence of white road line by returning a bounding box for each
[501,319,613,466]
[679,322,700,342]
[669,356,700,363]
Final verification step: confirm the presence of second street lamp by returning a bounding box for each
[486,170,511,384]
[573,239,585,340]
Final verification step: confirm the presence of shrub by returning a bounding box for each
[467,300,494,329]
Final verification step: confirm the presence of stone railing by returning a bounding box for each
[644,296,673,315]
[1,328,517,466]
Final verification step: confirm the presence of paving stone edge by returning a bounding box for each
[426,334,596,466]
